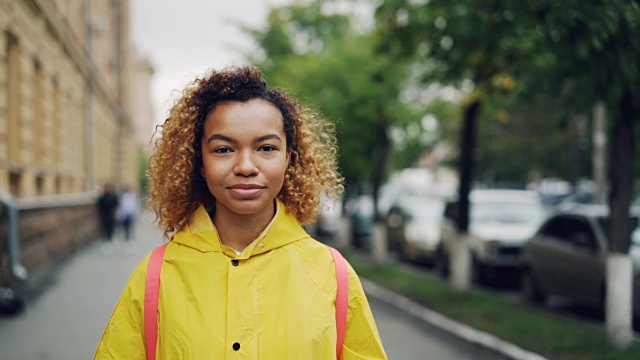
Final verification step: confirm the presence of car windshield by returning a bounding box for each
[471,202,544,225]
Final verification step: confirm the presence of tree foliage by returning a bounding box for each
[244,1,424,208]
[375,0,640,346]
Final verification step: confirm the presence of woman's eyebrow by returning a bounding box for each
[206,134,235,144]
[206,134,282,144]
[256,134,282,142]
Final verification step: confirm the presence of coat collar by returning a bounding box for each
[171,199,310,258]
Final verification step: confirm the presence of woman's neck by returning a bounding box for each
[212,203,276,252]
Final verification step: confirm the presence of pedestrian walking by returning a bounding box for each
[117,185,140,243]
[96,182,119,254]
[94,66,388,359]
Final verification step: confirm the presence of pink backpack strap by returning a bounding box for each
[327,246,349,359]
[144,243,168,360]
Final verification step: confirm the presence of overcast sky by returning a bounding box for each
[130,0,289,126]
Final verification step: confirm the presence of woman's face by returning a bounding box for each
[201,99,290,220]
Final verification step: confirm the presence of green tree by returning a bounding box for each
[475,96,580,186]
[376,0,526,290]
[390,96,461,171]
[244,1,420,219]
[139,150,149,196]
[376,0,640,347]
[517,0,640,348]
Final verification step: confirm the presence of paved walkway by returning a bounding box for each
[0,211,162,360]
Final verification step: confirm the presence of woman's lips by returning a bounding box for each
[229,184,264,197]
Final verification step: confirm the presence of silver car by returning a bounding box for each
[385,196,445,264]
[437,189,547,282]
[521,205,640,315]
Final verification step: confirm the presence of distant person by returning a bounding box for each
[117,186,140,243]
[97,182,119,254]
[94,66,387,359]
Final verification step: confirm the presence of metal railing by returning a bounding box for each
[0,190,28,281]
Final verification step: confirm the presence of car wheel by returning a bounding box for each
[386,235,396,252]
[471,256,485,284]
[399,241,413,262]
[435,247,449,278]
[597,284,606,319]
[351,229,362,248]
[521,268,546,304]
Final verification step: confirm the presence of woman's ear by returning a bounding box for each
[286,149,291,164]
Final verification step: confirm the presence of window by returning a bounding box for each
[541,216,596,249]
[34,58,45,165]
[36,175,45,196]
[7,32,21,163]
[9,172,21,197]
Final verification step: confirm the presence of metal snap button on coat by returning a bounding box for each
[231,259,239,266]
[233,342,240,351]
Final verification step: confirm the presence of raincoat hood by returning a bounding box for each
[172,199,309,257]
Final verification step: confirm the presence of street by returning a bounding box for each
[370,296,504,359]
[0,211,504,360]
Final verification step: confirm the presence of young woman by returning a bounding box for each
[94,66,387,359]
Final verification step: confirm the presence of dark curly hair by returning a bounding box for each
[147,66,343,237]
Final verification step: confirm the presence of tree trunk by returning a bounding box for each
[606,254,634,349]
[455,99,480,233]
[450,233,472,291]
[371,114,390,223]
[606,89,636,349]
[570,115,587,188]
[450,99,480,291]
[592,102,607,205]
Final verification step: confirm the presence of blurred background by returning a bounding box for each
[1,0,640,359]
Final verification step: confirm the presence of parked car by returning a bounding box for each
[385,196,445,264]
[521,205,640,315]
[347,194,375,249]
[553,191,598,212]
[314,193,343,238]
[437,189,547,282]
[553,191,640,212]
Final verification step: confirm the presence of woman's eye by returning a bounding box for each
[260,145,277,152]
[213,147,232,154]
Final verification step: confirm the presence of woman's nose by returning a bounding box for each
[234,150,258,176]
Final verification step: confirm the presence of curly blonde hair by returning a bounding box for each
[147,66,344,237]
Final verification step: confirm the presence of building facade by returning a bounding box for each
[0,0,151,198]
[0,0,154,294]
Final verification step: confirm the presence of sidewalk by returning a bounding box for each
[0,211,163,360]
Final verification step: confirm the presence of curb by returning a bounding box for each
[361,279,549,360]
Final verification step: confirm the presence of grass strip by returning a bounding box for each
[347,252,640,360]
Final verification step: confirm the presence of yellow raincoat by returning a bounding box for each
[95,200,387,359]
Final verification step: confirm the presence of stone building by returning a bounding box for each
[0,0,152,197]
[0,0,154,296]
